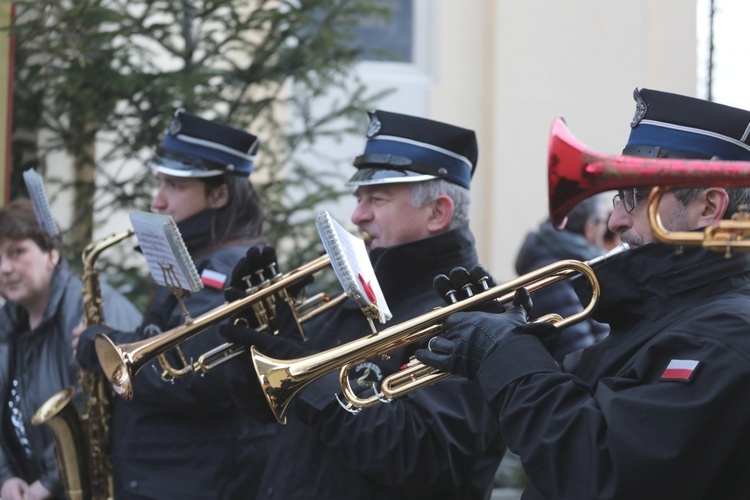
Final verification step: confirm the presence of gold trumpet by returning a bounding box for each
[252,246,629,425]
[95,254,343,400]
[548,116,750,253]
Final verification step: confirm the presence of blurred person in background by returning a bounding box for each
[514,194,610,360]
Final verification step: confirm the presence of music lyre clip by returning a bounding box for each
[160,263,192,322]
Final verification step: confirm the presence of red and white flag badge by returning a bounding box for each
[200,269,227,290]
[660,359,700,382]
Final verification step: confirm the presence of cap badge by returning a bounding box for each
[630,88,648,128]
[168,117,182,136]
[366,116,382,138]
[167,117,182,135]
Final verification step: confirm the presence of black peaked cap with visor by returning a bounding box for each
[347,110,478,189]
[149,109,259,178]
[624,88,750,161]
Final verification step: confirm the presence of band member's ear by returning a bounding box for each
[427,195,454,233]
[49,248,60,267]
[207,184,229,209]
[698,187,729,227]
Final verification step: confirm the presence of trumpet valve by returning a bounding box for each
[433,274,458,304]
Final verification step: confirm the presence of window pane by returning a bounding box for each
[350,0,413,63]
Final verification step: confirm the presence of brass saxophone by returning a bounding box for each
[32,230,134,500]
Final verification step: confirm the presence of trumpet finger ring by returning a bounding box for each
[428,337,437,352]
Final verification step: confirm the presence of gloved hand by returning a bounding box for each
[224,246,314,330]
[219,331,277,421]
[220,324,313,360]
[219,302,313,360]
[415,288,534,380]
[219,301,314,420]
[433,264,530,315]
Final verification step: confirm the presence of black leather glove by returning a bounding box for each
[224,246,314,331]
[220,324,313,360]
[219,301,313,419]
[433,264,531,315]
[415,288,533,380]
[224,246,276,326]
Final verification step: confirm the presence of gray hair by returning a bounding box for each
[409,179,471,229]
[674,187,750,219]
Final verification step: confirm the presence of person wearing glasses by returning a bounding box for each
[417,88,750,498]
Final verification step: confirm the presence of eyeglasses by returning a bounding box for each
[612,188,651,213]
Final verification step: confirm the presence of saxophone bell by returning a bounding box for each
[33,229,133,500]
[31,387,92,500]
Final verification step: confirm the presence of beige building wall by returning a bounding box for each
[427,0,697,281]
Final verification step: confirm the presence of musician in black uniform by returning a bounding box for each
[74,110,275,499]
[417,88,750,498]
[222,111,506,499]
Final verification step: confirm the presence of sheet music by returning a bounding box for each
[316,211,391,322]
[22,169,60,238]
[129,211,202,293]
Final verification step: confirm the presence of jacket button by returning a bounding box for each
[267,487,274,497]
[129,480,138,489]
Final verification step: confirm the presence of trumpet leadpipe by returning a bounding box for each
[254,257,609,425]
[96,254,332,400]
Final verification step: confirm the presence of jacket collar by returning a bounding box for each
[177,210,216,256]
[574,243,750,328]
[360,225,478,300]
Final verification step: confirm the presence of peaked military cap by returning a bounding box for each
[149,109,259,177]
[347,110,478,189]
[624,88,750,161]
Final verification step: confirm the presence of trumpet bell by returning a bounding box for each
[95,334,134,400]
[547,117,669,229]
[251,348,299,425]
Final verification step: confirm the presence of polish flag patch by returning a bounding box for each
[200,269,227,290]
[660,359,700,382]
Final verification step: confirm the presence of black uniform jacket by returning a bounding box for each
[479,243,750,499]
[78,212,275,500]
[254,226,506,499]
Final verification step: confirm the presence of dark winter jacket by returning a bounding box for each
[253,226,506,499]
[0,266,141,497]
[76,211,275,500]
[481,243,750,499]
